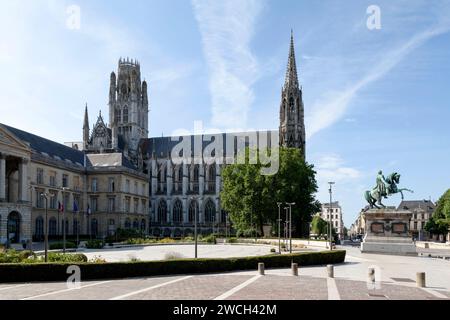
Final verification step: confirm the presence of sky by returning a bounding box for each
[1,0,450,228]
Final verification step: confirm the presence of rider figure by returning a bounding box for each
[376,170,388,199]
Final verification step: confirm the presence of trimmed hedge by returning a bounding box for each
[0,250,345,283]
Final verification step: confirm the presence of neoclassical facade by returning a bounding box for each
[0,33,305,244]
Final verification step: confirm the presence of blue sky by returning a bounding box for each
[1,0,449,227]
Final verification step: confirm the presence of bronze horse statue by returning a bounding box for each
[364,172,413,209]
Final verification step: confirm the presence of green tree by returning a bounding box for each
[311,215,328,238]
[425,189,450,237]
[221,147,321,238]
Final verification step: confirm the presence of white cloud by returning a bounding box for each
[315,154,362,183]
[192,0,264,129]
[306,24,450,139]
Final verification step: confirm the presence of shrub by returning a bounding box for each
[203,234,217,244]
[158,238,176,244]
[85,240,104,249]
[46,253,88,263]
[182,236,194,242]
[49,242,77,250]
[227,237,237,243]
[89,255,107,263]
[164,252,185,260]
[0,250,346,283]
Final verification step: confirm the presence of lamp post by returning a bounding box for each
[277,202,282,254]
[328,182,335,251]
[286,202,295,254]
[62,187,70,253]
[40,192,53,263]
[284,207,289,251]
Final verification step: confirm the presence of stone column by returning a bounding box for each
[215,164,221,195]
[199,198,204,224]
[166,160,172,197]
[182,163,188,195]
[199,164,204,196]
[166,198,171,224]
[18,158,29,202]
[151,160,157,197]
[0,153,6,202]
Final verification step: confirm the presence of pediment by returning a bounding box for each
[0,125,31,157]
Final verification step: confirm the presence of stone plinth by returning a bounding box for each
[361,208,416,256]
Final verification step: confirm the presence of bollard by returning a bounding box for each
[327,265,334,278]
[258,263,265,275]
[368,267,375,283]
[416,272,426,288]
[292,263,298,276]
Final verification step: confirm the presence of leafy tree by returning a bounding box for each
[221,147,321,238]
[425,189,450,237]
[311,215,328,237]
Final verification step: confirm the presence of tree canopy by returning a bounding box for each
[220,147,321,237]
[425,189,450,236]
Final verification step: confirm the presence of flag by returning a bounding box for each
[58,201,64,213]
[73,201,78,213]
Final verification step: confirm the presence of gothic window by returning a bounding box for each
[289,97,295,112]
[123,106,129,123]
[207,165,216,192]
[173,199,183,223]
[204,199,216,223]
[193,165,199,182]
[158,200,167,223]
[115,108,121,123]
[189,200,199,223]
[133,219,139,229]
[125,218,131,229]
[141,219,146,231]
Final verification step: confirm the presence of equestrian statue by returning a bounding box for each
[364,170,413,210]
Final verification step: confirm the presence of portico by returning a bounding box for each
[0,125,32,244]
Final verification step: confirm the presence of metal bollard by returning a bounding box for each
[258,263,265,275]
[292,263,298,276]
[368,267,375,283]
[416,272,426,288]
[327,265,334,278]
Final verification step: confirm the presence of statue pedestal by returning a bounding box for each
[361,208,417,256]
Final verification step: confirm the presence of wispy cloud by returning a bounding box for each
[191,0,264,129]
[315,154,362,183]
[306,24,450,139]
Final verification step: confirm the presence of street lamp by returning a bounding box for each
[62,187,70,253]
[40,192,54,262]
[328,182,335,251]
[286,202,296,254]
[284,207,289,251]
[277,202,282,254]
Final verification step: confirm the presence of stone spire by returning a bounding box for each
[279,30,305,156]
[284,30,299,90]
[83,103,90,150]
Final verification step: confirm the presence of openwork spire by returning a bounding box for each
[284,30,299,89]
[83,103,89,129]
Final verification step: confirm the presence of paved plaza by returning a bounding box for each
[1,246,450,300]
[81,244,283,262]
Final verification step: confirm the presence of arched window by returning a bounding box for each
[193,165,199,182]
[49,217,57,236]
[91,218,98,237]
[207,165,216,192]
[158,200,167,223]
[205,200,216,223]
[141,219,146,231]
[7,212,21,243]
[115,108,121,123]
[189,200,199,223]
[289,97,295,111]
[133,219,139,229]
[123,106,128,123]
[173,200,183,223]
[35,217,44,237]
[125,218,131,229]
[178,166,183,182]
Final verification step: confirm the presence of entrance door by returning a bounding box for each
[7,211,21,243]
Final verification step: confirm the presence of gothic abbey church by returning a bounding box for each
[0,33,305,244]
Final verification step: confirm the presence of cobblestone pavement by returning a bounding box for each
[1,246,449,300]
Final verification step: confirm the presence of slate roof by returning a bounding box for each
[139,130,277,159]
[397,200,435,213]
[2,123,85,166]
[86,152,137,170]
